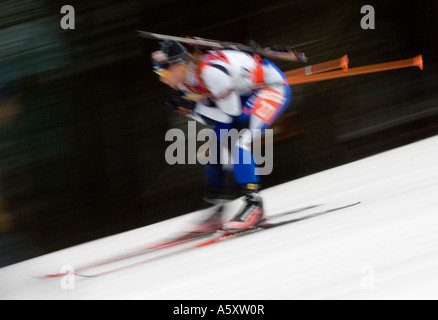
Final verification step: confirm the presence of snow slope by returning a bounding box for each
[1,136,438,300]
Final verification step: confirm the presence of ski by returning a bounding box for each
[34,231,212,279]
[137,30,307,62]
[34,204,321,279]
[69,202,360,278]
[196,201,361,247]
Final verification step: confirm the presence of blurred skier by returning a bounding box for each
[152,40,293,232]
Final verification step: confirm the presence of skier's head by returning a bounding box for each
[152,40,190,89]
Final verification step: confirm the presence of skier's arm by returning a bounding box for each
[164,89,233,124]
[164,90,196,115]
[200,66,242,117]
[165,66,241,124]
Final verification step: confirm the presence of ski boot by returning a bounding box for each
[222,184,266,231]
[187,203,224,234]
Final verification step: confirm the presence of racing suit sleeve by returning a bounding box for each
[199,65,242,117]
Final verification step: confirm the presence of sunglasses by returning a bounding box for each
[153,62,173,78]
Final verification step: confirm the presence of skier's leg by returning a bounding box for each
[223,83,292,230]
[204,122,235,203]
[190,122,234,233]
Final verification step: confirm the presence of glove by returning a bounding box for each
[164,90,197,115]
[292,50,308,63]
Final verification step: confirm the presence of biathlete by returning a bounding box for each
[152,40,292,232]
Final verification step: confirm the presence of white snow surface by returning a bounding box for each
[1,136,438,300]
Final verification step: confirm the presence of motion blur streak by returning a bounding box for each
[0,0,437,271]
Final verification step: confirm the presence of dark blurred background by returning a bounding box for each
[0,0,437,267]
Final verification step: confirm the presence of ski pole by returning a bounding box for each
[283,55,349,78]
[287,55,423,85]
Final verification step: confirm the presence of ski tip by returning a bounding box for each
[31,272,94,280]
[324,200,362,213]
[31,273,69,280]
